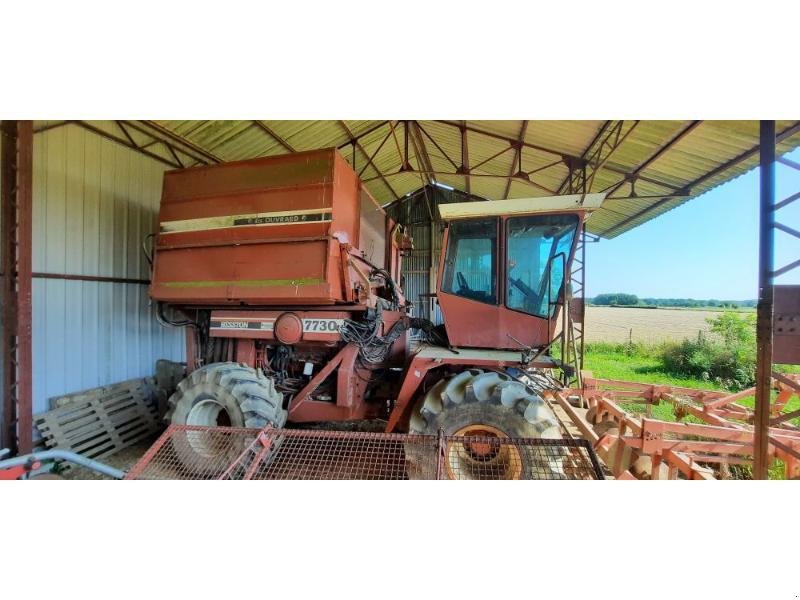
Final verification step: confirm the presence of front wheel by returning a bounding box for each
[165,362,286,474]
[406,370,563,479]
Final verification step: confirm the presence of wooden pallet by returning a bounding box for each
[35,379,162,464]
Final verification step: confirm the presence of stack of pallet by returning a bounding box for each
[34,378,163,465]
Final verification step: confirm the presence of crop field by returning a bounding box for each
[584,306,719,344]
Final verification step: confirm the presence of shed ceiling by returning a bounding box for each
[34,120,800,238]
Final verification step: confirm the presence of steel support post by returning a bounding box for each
[564,227,587,386]
[753,120,776,479]
[577,227,587,371]
[0,121,33,455]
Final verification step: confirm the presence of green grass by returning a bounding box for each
[581,342,721,423]
[581,342,800,424]
[580,343,800,479]
[582,342,719,389]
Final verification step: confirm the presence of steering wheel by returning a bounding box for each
[456,271,470,292]
[510,277,541,310]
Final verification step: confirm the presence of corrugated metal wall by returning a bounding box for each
[387,185,484,326]
[30,124,184,413]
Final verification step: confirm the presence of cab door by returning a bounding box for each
[497,213,581,348]
[436,213,581,350]
[436,218,503,348]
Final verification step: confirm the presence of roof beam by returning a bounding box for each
[503,120,528,199]
[117,120,182,169]
[116,120,138,148]
[601,120,703,197]
[72,121,182,169]
[387,121,409,171]
[361,168,556,193]
[356,125,393,178]
[584,121,640,193]
[435,120,682,192]
[164,142,185,168]
[469,144,514,173]
[136,120,222,164]
[33,121,71,135]
[338,120,400,202]
[252,121,296,153]
[416,122,460,171]
[437,119,565,160]
[336,120,391,150]
[46,121,204,170]
[409,121,434,186]
[686,121,800,190]
[557,120,612,194]
[600,121,800,237]
[460,121,471,195]
[401,122,429,189]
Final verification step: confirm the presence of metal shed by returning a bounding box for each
[1,119,798,478]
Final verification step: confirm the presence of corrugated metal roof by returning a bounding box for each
[36,120,800,238]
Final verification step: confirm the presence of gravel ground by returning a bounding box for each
[60,436,161,480]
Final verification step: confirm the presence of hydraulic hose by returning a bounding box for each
[0,449,126,479]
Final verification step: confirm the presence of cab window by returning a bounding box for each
[505,214,578,318]
[442,218,497,305]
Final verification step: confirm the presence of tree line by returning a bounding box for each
[589,293,756,308]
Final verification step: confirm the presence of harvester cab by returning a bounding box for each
[435,193,606,352]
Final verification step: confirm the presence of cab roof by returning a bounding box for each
[437,193,606,220]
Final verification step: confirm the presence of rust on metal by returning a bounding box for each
[774,286,800,364]
[1,120,33,454]
[31,272,150,285]
[754,120,777,479]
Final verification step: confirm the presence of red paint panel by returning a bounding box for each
[152,239,332,304]
[235,339,256,365]
[437,292,502,347]
[775,285,800,364]
[438,292,552,349]
[159,185,331,224]
[162,149,334,202]
[156,223,330,250]
[151,148,372,307]
[331,151,360,247]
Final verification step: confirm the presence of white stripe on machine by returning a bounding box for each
[161,208,332,234]
[210,318,344,334]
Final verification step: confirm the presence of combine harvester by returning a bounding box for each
[120,148,800,480]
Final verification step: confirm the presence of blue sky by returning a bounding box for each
[586,147,800,300]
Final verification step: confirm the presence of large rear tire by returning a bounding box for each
[165,362,286,474]
[406,369,564,479]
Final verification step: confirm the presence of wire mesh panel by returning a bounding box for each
[126,425,604,480]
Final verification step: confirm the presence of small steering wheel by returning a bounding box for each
[456,271,470,292]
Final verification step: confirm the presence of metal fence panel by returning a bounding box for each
[126,425,604,480]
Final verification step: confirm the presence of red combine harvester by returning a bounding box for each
[149,148,605,477]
